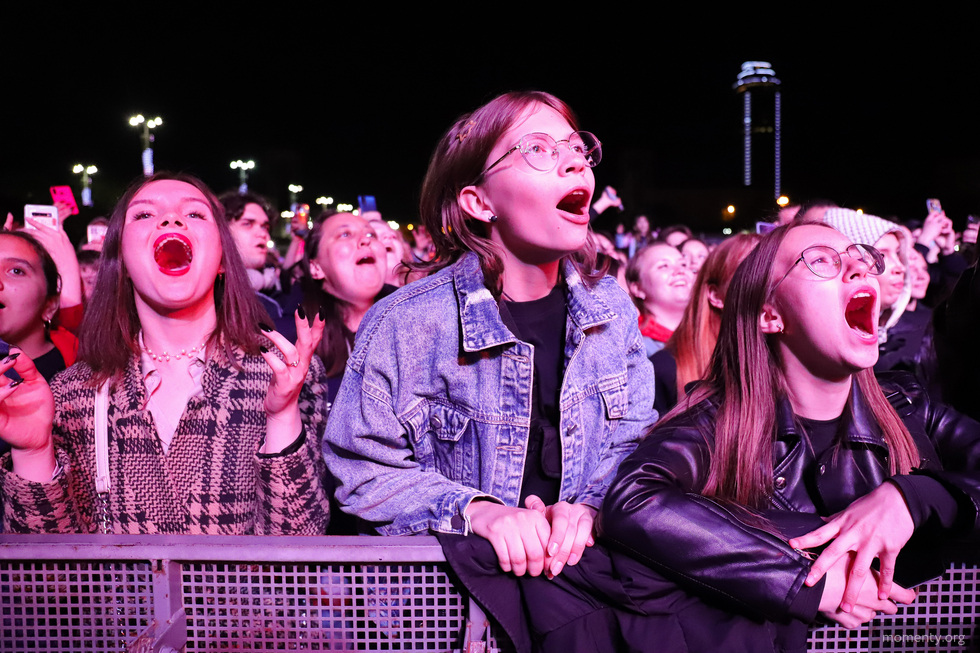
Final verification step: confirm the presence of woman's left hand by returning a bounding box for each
[258,308,324,452]
[789,481,914,612]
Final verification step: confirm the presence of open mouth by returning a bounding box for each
[844,290,877,338]
[557,189,590,216]
[356,254,377,266]
[153,233,193,276]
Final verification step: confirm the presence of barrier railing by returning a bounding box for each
[1,535,977,651]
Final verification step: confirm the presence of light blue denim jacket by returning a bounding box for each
[323,253,658,536]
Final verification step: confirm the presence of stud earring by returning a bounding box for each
[489,214,498,223]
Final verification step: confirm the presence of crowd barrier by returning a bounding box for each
[0,535,977,652]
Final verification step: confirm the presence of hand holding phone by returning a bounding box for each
[23,205,59,230]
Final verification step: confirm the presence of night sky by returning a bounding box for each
[4,12,979,242]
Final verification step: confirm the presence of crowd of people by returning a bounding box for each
[3,89,980,652]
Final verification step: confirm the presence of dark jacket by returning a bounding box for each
[599,371,980,626]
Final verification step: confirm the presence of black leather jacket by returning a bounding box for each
[599,371,980,623]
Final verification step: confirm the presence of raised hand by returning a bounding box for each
[0,350,56,482]
[257,307,324,452]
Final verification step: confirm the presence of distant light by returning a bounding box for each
[856,209,864,215]
[73,164,84,173]
[266,239,275,249]
[129,114,145,126]
[281,210,294,219]
[288,184,304,193]
[722,227,733,235]
[337,203,354,212]
[777,196,790,207]
[230,159,255,170]
[407,224,414,231]
[387,220,399,230]
[726,205,736,214]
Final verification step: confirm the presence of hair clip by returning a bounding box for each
[457,121,476,143]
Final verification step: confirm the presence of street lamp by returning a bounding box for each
[230,159,255,193]
[129,114,163,176]
[288,184,304,211]
[72,164,98,207]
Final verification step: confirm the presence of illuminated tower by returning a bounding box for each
[734,61,782,199]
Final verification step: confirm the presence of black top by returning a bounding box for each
[499,284,567,507]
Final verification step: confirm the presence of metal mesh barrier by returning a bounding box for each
[1,534,978,651]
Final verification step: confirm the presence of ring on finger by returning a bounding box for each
[289,360,300,367]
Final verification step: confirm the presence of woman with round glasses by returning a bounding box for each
[323,91,655,581]
[588,221,980,649]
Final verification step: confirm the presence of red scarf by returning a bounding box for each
[638,315,673,343]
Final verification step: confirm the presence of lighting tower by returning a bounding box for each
[230,159,255,193]
[129,114,163,176]
[73,164,98,207]
[734,62,781,199]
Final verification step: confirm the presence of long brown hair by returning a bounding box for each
[668,232,760,399]
[416,90,603,295]
[664,222,920,509]
[78,172,265,386]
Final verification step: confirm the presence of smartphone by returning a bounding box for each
[358,195,378,213]
[50,185,79,216]
[926,198,943,214]
[87,223,108,243]
[24,204,59,230]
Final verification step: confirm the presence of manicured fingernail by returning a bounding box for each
[258,323,273,332]
[550,560,564,577]
[297,305,306,320]
[840,602,851,613]
[318,305,326,321]
[548,542,558,556]
[259,345,269,353]
[4,352,20,363]
[8,379,22,388]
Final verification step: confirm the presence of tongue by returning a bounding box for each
[155,239,191,274]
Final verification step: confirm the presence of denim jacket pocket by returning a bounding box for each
[405,401,474,484]
[598,374,629,421]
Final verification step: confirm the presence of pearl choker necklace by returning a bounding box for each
[143,342,207,363]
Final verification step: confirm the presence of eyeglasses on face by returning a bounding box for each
[769,243,885,296]
[478,131,601,180]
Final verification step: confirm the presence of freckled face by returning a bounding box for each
[476,103,596,266]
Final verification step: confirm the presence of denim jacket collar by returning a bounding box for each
[452,253,617,353]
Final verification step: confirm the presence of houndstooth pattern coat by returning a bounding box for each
[0,349,332,535]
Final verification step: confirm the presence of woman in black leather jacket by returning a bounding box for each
[597,221,980,649]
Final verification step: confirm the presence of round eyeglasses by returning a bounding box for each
[479,131,601,179]
[769,244,885,296]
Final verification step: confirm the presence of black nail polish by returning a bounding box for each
[4,352,20,363]
[259,345,269,353]
[297,305,306,320]
[318,305,326,321]
[8,379,22,388]
[258,323,273,332]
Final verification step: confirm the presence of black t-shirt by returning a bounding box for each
[498,285,567,507]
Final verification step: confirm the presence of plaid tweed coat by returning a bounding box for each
[1,349,331,535]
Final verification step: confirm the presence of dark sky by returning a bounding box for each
[4,12,979,239]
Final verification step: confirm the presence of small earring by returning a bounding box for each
[489,214,498,223]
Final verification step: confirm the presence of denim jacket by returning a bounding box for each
[323,253,657,536]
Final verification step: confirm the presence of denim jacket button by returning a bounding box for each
[430,416,443,430]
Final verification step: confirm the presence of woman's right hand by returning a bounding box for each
[0,350,56,481]
[465,499,552,577]
[818,553,916,630]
